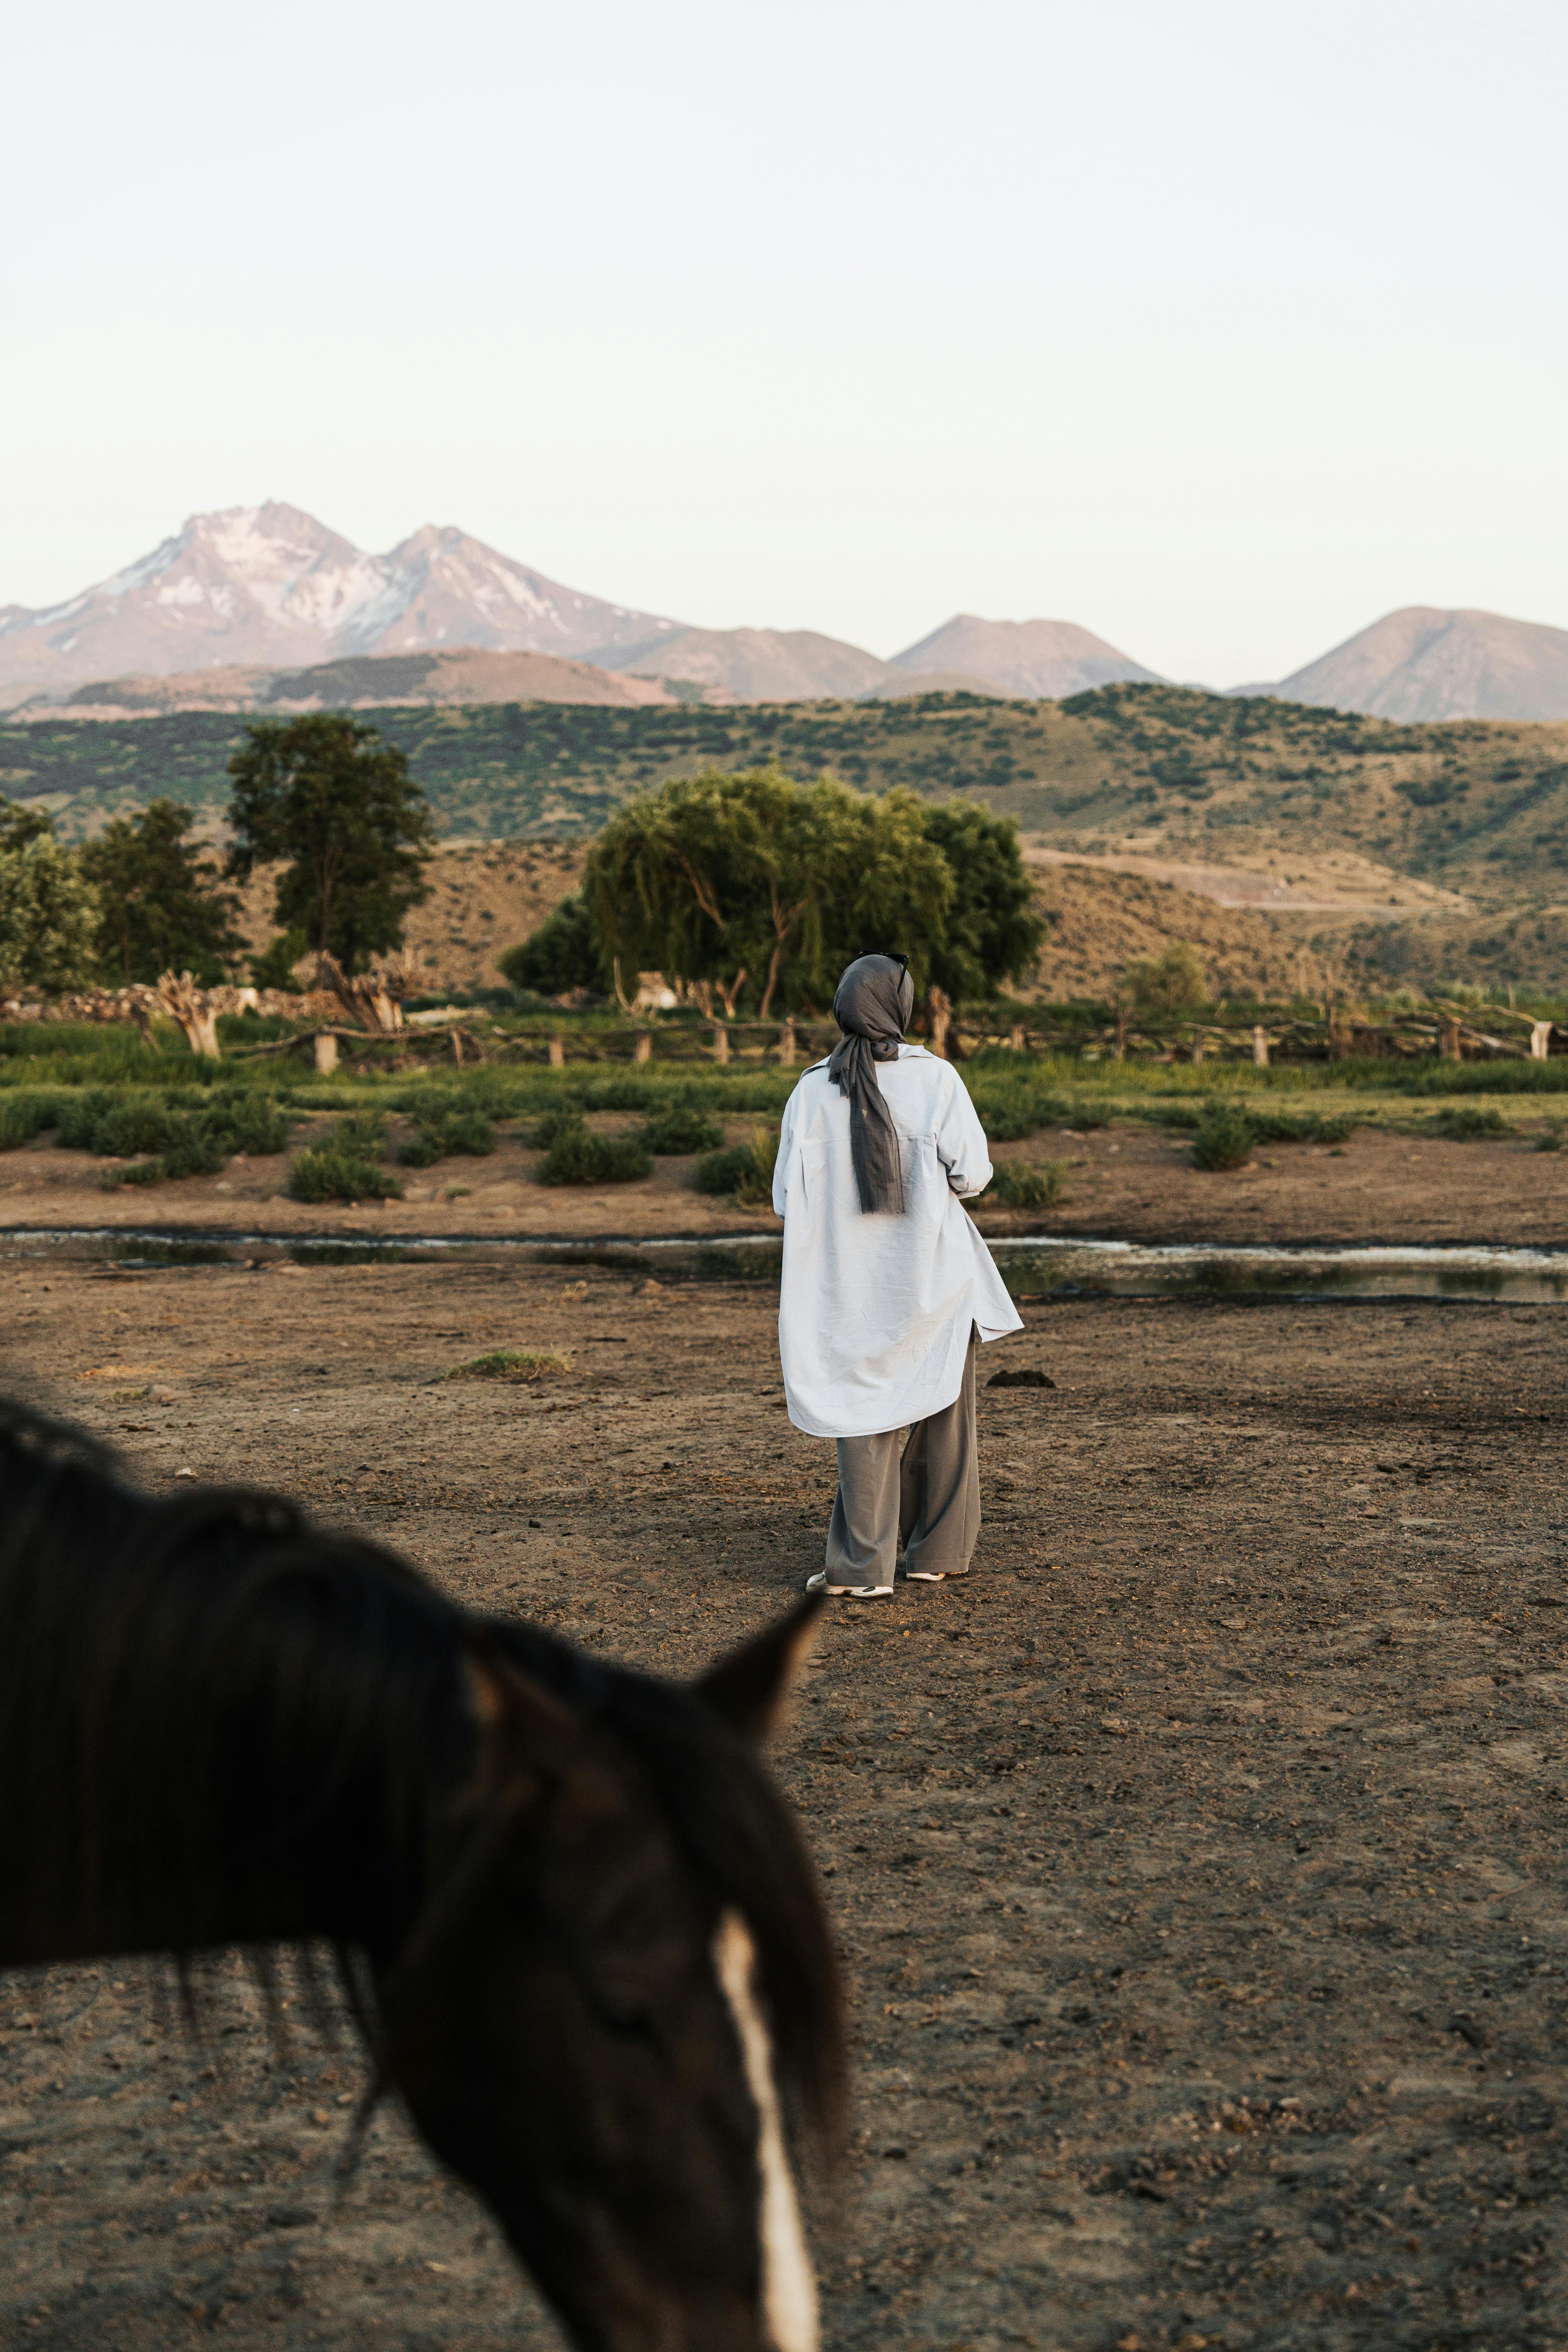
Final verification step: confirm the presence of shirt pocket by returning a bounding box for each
[797,1139,828,1206]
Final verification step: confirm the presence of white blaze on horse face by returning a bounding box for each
[712,1910,819,2352]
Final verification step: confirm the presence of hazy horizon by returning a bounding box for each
[3,0,1564,686]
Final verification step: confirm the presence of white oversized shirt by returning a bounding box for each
[771,1044,1023,1438]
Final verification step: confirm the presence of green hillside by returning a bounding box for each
[5,685,1566,918]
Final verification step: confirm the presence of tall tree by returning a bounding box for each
[226,717,434,972]
[918,804,1045,999]
[80,798,242,985]
[0,805,101,996]
[582,766,954,1014]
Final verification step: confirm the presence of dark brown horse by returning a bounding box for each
[0,1404,842,2352]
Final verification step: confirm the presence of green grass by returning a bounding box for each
[445,1349,572,1382]
[1428,1104,1509,1140]
[2,1081,295,1186]
[989,1158,1064,1208]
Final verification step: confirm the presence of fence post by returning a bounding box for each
[1009,1022,1026,1051]
[634,1032,653,1065]
[1252,1024,1270,1069]
[1440,1016,1463,1062]
[313,1032,338,1075]
[1190,1029,1205,1066]
[548,1035,565,1069]
[712,1023,730,1065]
[928,986,952,1060]
[1531,1020,1553,1061]
[778,1018,797,1067]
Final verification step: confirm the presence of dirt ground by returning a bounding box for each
[1,1232,1566,2352]
[2,1114,1565,1249]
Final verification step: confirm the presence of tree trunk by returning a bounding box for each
[155,972,222,1060]
[717,969,748,1018]
[927,986,952,1060]
[758,942,786,1022]
[1531,1020,1553,1061]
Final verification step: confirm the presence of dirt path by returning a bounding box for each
[2,1253,1565,2350]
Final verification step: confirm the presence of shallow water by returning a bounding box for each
[3,1225,1566,1301]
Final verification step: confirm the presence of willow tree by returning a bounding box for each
[582,766,953,1015]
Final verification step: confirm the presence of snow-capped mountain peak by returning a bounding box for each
[0,505,680,687]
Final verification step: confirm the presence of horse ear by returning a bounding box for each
[694,1596,824,1741]
[466,1650,583,1792]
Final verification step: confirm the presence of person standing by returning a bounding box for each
[771,953,1023,1599]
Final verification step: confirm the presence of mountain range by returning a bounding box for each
[1,505,1565,723]
[0,504,1156,712]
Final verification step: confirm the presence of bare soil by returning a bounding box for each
[3,1117,1565,1249]
[2,1237,1565,2352]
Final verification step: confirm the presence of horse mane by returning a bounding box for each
[0,1403,843,2147]
[480,1614,845,2144]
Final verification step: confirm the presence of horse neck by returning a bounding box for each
[0,1534,474,1972]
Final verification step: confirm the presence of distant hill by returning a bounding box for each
[0,504,682,689]
[891,614,1162,698]
[610,626,896,701]
[7,677,1566,948]
[1267,606,1568,722]
[2,647,675,720]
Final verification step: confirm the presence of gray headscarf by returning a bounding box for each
[827,954,916,1214]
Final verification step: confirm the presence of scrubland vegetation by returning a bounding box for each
[1,1004,1562,1203]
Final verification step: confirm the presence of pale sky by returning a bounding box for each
[3,0,1564,685]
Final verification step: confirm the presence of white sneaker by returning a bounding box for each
[805,1571,894,1598]
[905,1569,946,1582]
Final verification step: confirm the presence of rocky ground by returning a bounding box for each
[1,1239,1565,2351]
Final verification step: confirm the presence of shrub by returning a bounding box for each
[693,1144,757,1195]
[641,1104,724,1156]
[1189,1104,1255,1170]
[526,1107,590,1149]
[692,1127,778,1203]
[287,1111,402,1203]
[204,1092,293,1156]
[1535,1122,1563,1154]
[989,1158,1063,1209]
[53,1089,117,1149]
[0,1091,63,1149]
[158,1117,231,1180]
[397,1106,496,1167]
[446,1349,572,1382]
[1431,1105,1507,1140]
[537,1123,653,1186]
[100,1158,167,1189]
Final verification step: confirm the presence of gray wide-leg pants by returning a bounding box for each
[824,1332,979,1589]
